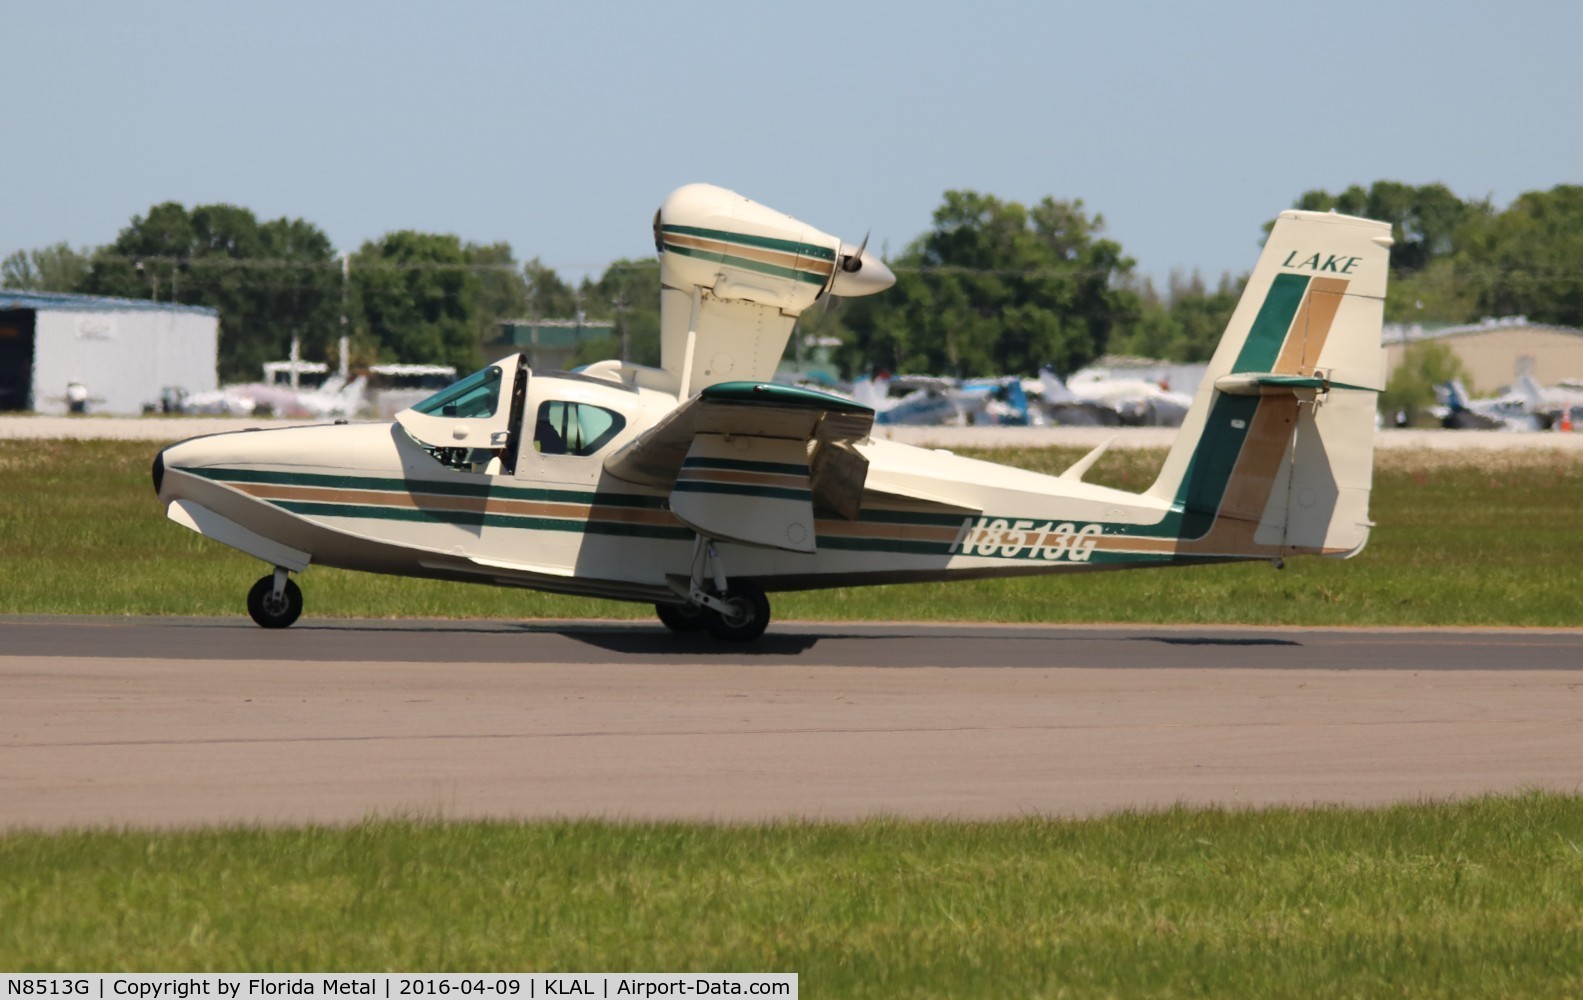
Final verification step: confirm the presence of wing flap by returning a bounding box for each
[603,382,875,552]
[671,435,817,553]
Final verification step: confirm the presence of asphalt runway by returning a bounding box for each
[3,616,1581,830]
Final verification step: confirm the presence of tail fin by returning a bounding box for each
[1515,373,1546,408]
[1147,210,1392,558]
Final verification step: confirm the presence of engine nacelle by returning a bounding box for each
[656,183,839,312]
[654,184,895,395]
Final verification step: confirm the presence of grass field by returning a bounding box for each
[2,439,1580,626]
[2,793,1580,994]
[6,441,1583,992]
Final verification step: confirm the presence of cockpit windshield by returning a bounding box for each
[411,365,503,419]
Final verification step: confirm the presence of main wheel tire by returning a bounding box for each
[247,575,303,629]
[702,581,770,642]
[656,601,708,633]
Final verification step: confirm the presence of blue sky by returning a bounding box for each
[5,1,1579,285]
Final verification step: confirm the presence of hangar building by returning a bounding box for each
[1383,316,1583,393]
[0,291,219,414]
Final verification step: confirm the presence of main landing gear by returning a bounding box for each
[655,538,772,642]
[247,567,302,629]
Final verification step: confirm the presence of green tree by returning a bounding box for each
[1290,181,1489,278]
[1459,185,1583,327]
[352,231,483,372]
[1384,257,1481,324]
[1381,340,1468,423]
[1,242,92,292]
[78,202,340,380]
[523,257,579,320]
[464,242,530,352]
[837,191,1139,377]
[1111,270,1244,363]
[577,258,661,366]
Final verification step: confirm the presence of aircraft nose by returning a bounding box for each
[828,249,896,298]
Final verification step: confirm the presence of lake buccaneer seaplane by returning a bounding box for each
[152,184,1392,641]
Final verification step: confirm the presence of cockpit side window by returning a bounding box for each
[400,360,524,475]
[534,401,627,456]
[412,365,502,418]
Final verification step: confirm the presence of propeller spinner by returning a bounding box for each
[830,231,895,297]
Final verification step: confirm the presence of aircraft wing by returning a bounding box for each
[603,382,874,552]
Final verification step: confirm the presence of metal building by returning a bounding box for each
[0,290,219,414]
[490,318,616,371]
[1384,316,1583,393]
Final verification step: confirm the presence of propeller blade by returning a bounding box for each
[840,231,870,273]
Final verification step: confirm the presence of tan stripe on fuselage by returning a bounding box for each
[232,483,679,528]
[814,518,962,542]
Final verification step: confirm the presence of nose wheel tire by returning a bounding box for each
[247,575,303,629]
[656,602,708,633]
[702,581,770,642]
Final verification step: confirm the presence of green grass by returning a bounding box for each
[1,439,1580,625]
[2,793,1581,995]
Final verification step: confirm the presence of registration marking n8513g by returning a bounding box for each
[948,517,1103,561]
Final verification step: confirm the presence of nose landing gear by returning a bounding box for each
[247,568,303,629]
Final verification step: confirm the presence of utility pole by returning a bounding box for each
[614,293,629,362]
[338,252,350,380]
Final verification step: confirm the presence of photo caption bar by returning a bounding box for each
[0,976,796,1000]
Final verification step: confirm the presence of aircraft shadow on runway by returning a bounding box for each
[1137,636,1303,647]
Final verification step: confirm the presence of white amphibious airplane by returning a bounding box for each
[153,184,1391,641]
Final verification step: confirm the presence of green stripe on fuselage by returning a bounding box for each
[853,507,967,528]
[672,481,813,503]
[661,224,836,261]
[275,500,692,541]
[663,243,830,287]
[187,467,666,509]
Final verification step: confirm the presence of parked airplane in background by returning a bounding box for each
[956,376,1042,426]
[1040,367,1194,426]
[1515,375,1583,429]
[153,184,1392,641]
[851,374,1041,427]
[1434,379,1541,431]
[1432,375,1583,432]
[182,374,367,419]
[852,375,965,426]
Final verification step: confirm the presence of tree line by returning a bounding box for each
[5,182,1580,383]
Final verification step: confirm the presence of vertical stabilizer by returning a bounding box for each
[1148,210,1392,558]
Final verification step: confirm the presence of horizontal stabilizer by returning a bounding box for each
[1213,372,1380,397]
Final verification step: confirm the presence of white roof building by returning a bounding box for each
[1383,316,1583,393]
[0,290,219,415]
